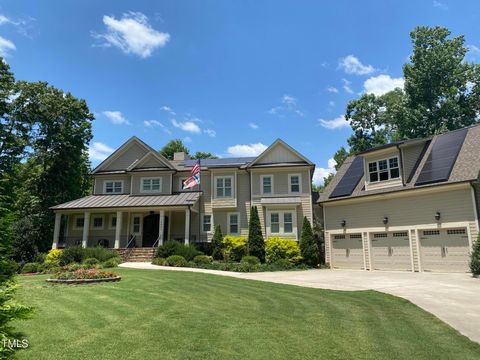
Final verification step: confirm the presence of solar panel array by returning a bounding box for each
[183,157,256,167]
[415,128,467,186]
[329,156,364,198]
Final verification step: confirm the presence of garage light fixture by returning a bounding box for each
[383,217,389,225]
[435,212,441,221]
[341,220,346,228]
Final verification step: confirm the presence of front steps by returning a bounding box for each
[123,248,156,262]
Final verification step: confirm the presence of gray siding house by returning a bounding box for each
[50,137,315,250]
[319,125,480,273]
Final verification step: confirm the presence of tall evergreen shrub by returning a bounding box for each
[247,206,265,262]
[299,216,318,266]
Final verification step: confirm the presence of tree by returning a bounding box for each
[159,139,190,160]
[192,151,218,160]
[470,235,480,276]
[299,216,318,266]
[247,206,265,262]
[211,225,224,260]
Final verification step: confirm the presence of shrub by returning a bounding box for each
[152,257,167,266]
[223,236,247,262]
[236,262,263,273]
[269,258,293,270]
[156,241,202,261]
[211,225,224,260]
[21,262,40,274]
[67,263,83,272]
[265,237,302,264]
[102,258,120,268]
[46,249,62,262]
[470,236,480,276]
[177,244,202,261]
[247,206,265,262]
[83,258,100,266]
[34,252,47,264]
[59,246,120,265]
[54,268,117,280]
[166,255,188,267]
[241,256,260,265]
[299,217,318,266]
[194,242,213,256]
[193,255,213,265]
[43,259,60,269]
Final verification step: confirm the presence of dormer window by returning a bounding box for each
[104,180,123,194]
[368,157,400,183]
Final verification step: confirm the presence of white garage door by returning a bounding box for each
[371,232,411,271]
[331,234,364,269]
[420,228,470,272]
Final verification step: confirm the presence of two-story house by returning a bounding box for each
[50,137,315,250]
[319,125,480,273]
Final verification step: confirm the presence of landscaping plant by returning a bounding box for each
[166,255,188,267]
[265,237,302,264]
[247,206,265,262]
[155,241,202,261]
[222,236,247,262]
[470,235,480,276]
[299,217,318,266]
[211,225,224,260]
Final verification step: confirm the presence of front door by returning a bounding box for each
[143,214,159,247]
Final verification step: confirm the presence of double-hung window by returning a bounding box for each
[216,177,233,198]
[132,216,141,234]
[142,177,161,193]
[92,216,104,229]
[283,213,293,233]
[289,174,301,194]
[261,175,273,195]
[368,156,400,183]
[268,210,295,235]
[74,216,84,230]
[228,213,239,234]
[270,213,280,233]
[202,215,212,232]
[104,180,123,194]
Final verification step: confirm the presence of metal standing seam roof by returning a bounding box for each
[50,192,201,210]
[260,197,302,205]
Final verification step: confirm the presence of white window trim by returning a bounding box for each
[140,177,163,194]
[260,174,274,196]
[108,214,117,230]
[266,210,297,238]
[91,215,105,230]
[131,214,142,235]
[201,214,213,233]
[227,212,240,235]
[367,156,400,184]
[214,175,234,199]
[288,173,302,194]
[103,179,124,194]
[73,215,84,230]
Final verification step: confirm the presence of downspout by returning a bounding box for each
[471,182,480,234]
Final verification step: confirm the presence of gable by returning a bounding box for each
[103,142,149,171]
[129,152,170,170]
[250,140,312,166]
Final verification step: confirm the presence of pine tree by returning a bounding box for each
[470,236,480,276]
[299,216,318,266]
[211,225,224,260]
[247,206,265,262]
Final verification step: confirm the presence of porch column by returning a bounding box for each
[184,208,190,245]
[82,211,90,248]
[158,210,165,246]
[52,213,62,249]
[114,211,122,249]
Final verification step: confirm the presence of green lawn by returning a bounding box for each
[13,268,480,360]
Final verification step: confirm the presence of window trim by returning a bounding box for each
[131,214,142,235]
[288,173,302,194]
[227,212,240,235]
[266,209,297,238]
[201,214,213,233]
[367,156,400,184]
[73,215,85,230]
[140,177,162,194]
[214,175,234,199]
[179,177,191,191]
[91,215,105,230]
[108,214,117,230]
[103,180,124,194]
[260,174,274,196]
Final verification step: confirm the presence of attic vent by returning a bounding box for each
[423,230,440,236]
[349,234,362,239]
[373,233,388,238]
[334,235,346,239]
[447,229,466,235]
[393,232,408,237]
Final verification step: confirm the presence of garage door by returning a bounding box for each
[420,228,470,272]
[331,234,364,269]
[371,232,411,271]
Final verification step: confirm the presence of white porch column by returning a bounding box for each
[52,213,62,249]
[114,211,123,249]
[184,208,190,245]
[82,211,90,248]
[158,210,165,246]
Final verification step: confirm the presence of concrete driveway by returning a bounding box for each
[120,263,480,343]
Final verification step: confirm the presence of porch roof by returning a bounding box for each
[50,192,201,211]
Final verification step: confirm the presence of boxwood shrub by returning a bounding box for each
[59,246,120,265]
[241,256,260,265]
[156,241,202,261]
[166,255,188,267]
[193,255,213,265]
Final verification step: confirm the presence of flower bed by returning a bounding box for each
[47,268,121,284]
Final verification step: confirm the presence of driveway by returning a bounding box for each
[120,263,480,343]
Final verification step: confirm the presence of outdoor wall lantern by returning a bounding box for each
[435,212,441,221]
[341,220,346,228]
[383,217,389,225]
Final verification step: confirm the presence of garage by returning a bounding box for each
[371,232,412,271]
[419,228,470,272]
[331,234,364,269]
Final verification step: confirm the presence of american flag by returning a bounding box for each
[183,159,201,189]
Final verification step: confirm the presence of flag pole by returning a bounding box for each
[198,158,201,244]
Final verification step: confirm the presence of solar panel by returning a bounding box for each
[415,128,467,186]
[329,156,364,198]
[183,157,256,167]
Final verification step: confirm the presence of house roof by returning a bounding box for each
[319,124,480,203]
[50,192,201,210]
[171,157,256,171]
[247,139,314,168]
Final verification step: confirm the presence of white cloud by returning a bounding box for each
[102,111,129,125]
[318,115,349,130]
[342,78,354,94]
[0,36,15,56]
[93,11,170,58]
[313,158,337,186]
[282,95,297,106]
[339,55,375,75]
[204,129,216,137]
[160,105,176,115]
[89,142,114,162]
[328,101,335,107]
[226,143,268,157]
[183,136,192,143]
[467,45,480,56]
[0,15,12,25]
[433,1,448,10]
[268,94,304,117]
[363,74,404,96]
[143,119,162,127]
[171,119,201,133]
[249,122,259,129]
[327,87,339,93]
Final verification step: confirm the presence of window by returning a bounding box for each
[74,216,84,230]
[374,233,387,238]
[368,157,400,183]
[104,180,123,194]
[141,177,162,193]
[179,178,192,191]
[349,234,362,239]
[334,235,346,240]
[261,175,273,195]
[92,216,104,229]
[228,213,239,234]
[109,215,117,230]
[289,174,301,193]
[447,229,466,235]
[132,216,141,234]
[423,230,440,236]
[271,213,280,233]
[283,213,293,233]
[393,232,408,237]
[202,215,212,232]
[215,176,233,198]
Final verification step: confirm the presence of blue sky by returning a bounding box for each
[1,0,480,184]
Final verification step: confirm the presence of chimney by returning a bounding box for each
[173,152,189,161]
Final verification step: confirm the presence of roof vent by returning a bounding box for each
[173,152,189,161]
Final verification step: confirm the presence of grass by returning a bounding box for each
[13,268,480,360]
